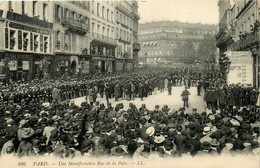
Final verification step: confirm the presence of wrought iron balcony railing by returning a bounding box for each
[62,18,89,34]
[91,33,116,44]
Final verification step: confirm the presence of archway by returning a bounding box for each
[70,61,76,75]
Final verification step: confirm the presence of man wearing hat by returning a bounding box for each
[181,87,190,108]
[28,138,45,157]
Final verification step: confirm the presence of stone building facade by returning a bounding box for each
[0,0,140,83]
[216,0,260,88]
[138,21,217,64]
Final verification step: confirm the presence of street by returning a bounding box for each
[72,86,206,114]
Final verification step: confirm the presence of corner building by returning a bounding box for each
[0,1,54,83]
[216,0,260,89]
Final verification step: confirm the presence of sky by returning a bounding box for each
[138,0,219,25]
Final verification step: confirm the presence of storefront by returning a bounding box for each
[91,56,115,74]
[78,55,91,75]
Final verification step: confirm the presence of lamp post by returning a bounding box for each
[219,54,231,83]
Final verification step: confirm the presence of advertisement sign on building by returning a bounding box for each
[226,51,253,85]
[8,61,17,71]
[22,61,29,70]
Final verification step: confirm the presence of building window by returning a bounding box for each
[56,31,60,50]
[111,11,113,22]
[107,9,109,21]
[102,27,105,37]
[97,25,100,34]
[92,0,94,13]
[43,3,47,21]
[64,9,68,18]
[92,23,95,34]
[102,6,104,18]
[33,1,37,17]
[107,28,109,37]
[97,3,100,16]
[56,5,61,21]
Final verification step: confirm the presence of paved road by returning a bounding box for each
[72,86,206,114]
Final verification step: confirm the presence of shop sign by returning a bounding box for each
[8,61,17,71]
[0,60,5,67]
[22,61,29,70]
[226,51,253,85]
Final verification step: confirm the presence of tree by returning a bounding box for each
[196,36,217,62]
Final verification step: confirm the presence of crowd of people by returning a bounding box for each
[0,66,259,159]
[0,67,202,106]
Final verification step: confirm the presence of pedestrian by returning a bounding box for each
[197,81,201,96]
[181,87,190,108]
[168,80,172,95]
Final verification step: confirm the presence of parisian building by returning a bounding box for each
[114,1,140,70]
[138,21,217,64]
[0,1,54,82]
[89,0,140,73]
[0,0,140,83]
[52,1,90,77]
[216,0,259,88]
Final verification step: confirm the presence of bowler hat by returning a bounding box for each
[202,141,211,150]
[98,137,108,146]
[181,143,194,153]
[32,139,41,148]
[49,129,60,141]
[0,129,6,136]
[81,139,92,152]
[164,139,174,150]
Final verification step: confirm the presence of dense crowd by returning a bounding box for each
[0,66,259,159]
[0,67,202,106]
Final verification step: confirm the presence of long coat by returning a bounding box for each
[181,90,190,100]
[138,83,144,98]
[114,84,121,98]
[89,89,94,103]
[52,88,60,100]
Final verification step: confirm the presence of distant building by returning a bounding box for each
[138,21,217,64]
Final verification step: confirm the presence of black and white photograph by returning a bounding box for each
[0,0,259,168]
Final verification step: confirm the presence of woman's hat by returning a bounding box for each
[209,139,220,147]
[154,135,165,144]
[21,128,34,139]
[146,127,155,137]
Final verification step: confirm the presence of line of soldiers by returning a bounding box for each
[0,66,204,107]
[204,84,259,113]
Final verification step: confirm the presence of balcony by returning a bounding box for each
[216,28,235,47]
[131,12,140,20]
[91,33,117,46]
[133,42,140,51]
[62,18,89,35]
[118,38,131,45]
[115,2,133,19]
[6,11,53,29]
[233,31,259,51]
